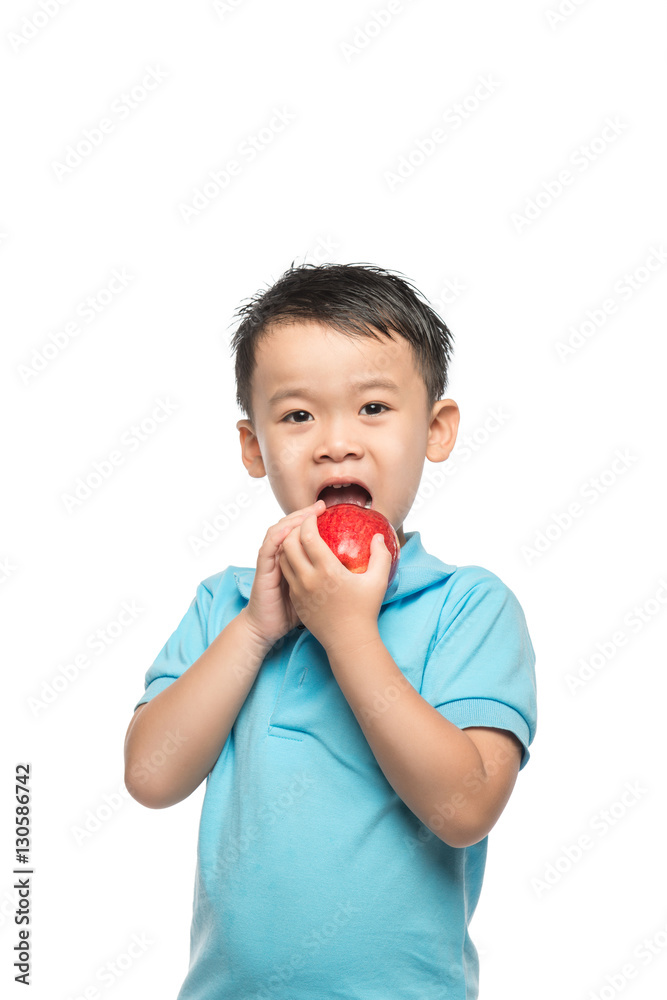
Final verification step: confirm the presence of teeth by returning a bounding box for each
[321,482,371,505]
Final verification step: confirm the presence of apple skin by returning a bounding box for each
[316,503,400,587]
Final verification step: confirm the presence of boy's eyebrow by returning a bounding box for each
[268,377,401,406]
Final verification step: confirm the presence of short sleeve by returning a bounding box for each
[421,570,537,770]
[133,578,217,711]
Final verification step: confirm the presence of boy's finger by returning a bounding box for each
[275,501,326,536]
[297,512,332,564]
[294,499,326,517]
[266,503,324,549]
[282,517,317,571]
[368,533,392,578]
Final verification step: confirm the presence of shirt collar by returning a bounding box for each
[232,531,456,606]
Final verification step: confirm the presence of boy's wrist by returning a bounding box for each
[324,624,382,665]
[237,608,274,659]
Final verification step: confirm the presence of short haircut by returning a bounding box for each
[229,261,454,426]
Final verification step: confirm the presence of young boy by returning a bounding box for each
[124,262,537,999]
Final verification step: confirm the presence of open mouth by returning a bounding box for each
[317,483,373,509]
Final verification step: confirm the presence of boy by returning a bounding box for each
[124,261,537,999]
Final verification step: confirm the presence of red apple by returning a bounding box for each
[317,502,400,586]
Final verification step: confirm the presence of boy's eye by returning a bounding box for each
[282,410,312,423]
[282,403,388,423]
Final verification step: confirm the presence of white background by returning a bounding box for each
[2,1,666,997]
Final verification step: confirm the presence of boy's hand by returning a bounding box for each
[278,509,393,655]
[244,500,328,648]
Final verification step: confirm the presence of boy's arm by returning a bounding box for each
[277,512,529,850]
[124,607,271,809]
[125,500,326,810]
[326,633,522,849]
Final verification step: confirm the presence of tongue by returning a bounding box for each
[319,484,370,508]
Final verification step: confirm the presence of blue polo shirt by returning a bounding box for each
[134,530,537,999]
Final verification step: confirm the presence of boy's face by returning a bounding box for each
[236,320,459,547]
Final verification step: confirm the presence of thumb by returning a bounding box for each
[369,532,391,571]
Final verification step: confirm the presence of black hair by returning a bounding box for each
[228,261,454,426]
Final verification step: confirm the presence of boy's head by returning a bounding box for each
[230,262,459,546]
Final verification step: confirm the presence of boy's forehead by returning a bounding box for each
[254,319,419,390]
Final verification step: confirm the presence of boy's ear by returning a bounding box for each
[236,419,267,479]
[425,399,460,463]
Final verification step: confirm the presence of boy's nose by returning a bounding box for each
[313,424,363,462]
